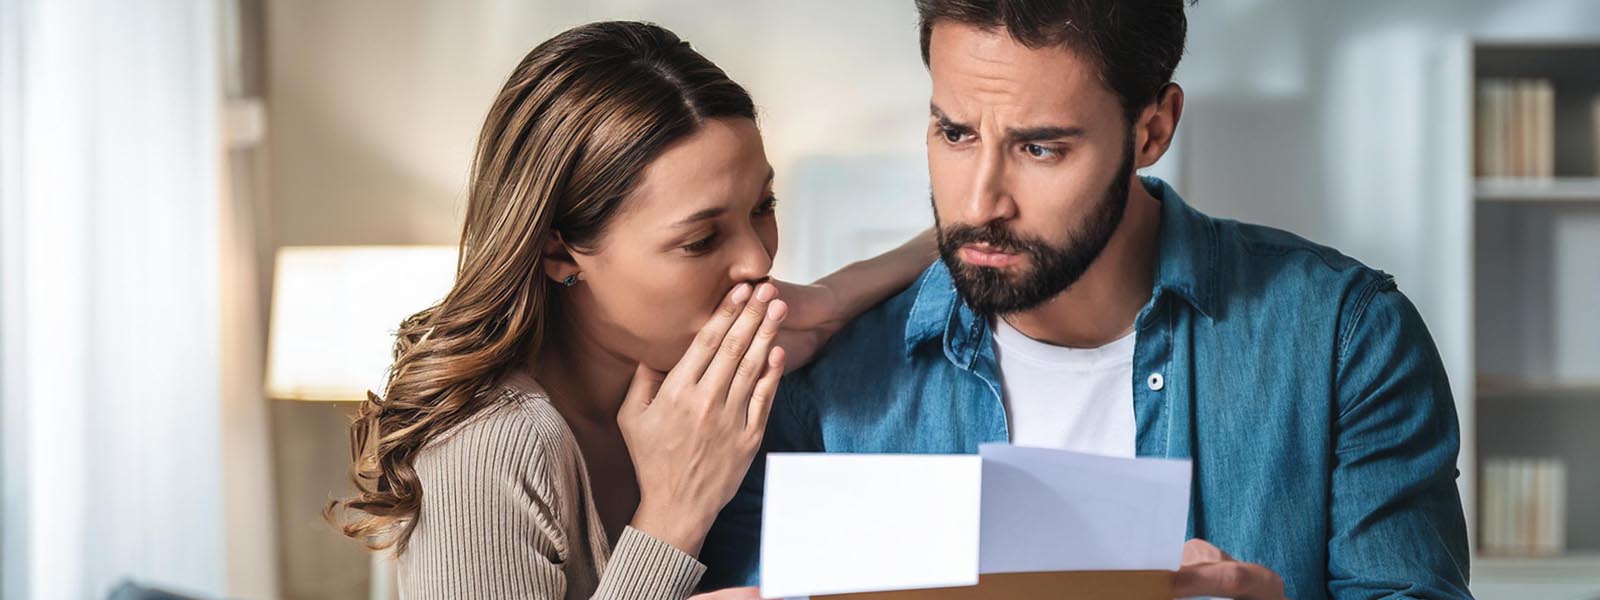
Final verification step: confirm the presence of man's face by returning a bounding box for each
[926,22,1134,316]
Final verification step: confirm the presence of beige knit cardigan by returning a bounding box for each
[397,370,706,599]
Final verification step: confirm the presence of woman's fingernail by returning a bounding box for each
[731,283,752,302]
[755,282,777,301]
[768,299,788,320]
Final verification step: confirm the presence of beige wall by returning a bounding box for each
[267,0,930,248]
[264,2,929,597]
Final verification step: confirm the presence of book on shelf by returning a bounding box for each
[1475,78,1555,179]
[1481,456,1567,557]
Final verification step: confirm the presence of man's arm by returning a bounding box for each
[1327,277,1471,599]
[699,375,823,590]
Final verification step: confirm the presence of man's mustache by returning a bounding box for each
[938,223,1046,256]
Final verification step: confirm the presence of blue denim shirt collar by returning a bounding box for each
[904,176,1218,361]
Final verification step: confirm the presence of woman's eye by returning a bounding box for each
[753,195,779,216]
[684,233,717,254]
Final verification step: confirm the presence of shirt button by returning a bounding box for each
[1147,372,1165,391]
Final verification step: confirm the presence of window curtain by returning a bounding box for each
[0,0,277,597]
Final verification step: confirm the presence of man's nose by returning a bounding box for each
[962,141,1018,225]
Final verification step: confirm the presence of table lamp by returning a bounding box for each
[264,245,458,600]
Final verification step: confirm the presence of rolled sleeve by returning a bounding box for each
[1328,279,1471,599]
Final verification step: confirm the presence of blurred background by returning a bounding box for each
[2,0,1598,599]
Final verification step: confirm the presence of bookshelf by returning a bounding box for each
[1470,41,1600,597]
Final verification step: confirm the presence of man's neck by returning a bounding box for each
[1000,177,1162,348]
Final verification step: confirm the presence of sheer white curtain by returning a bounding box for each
[0,0,262,597]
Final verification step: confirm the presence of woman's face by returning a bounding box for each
[563,117,778,372]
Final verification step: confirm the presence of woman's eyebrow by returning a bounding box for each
[671,206,727,228]
[671,169,775,228]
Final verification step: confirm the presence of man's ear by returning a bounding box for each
[541,232,582,285]
[1133,82,1185,170]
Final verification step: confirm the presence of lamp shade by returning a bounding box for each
[264,245,458,401]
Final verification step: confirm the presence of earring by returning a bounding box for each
[562,273,580,287]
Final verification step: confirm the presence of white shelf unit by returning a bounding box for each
[1469,42,1600,598]
[1474,553,1600,600]
[1476,177,1600,202]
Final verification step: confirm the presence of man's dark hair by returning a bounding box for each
[916,0,1191,122]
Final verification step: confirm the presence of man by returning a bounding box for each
[702,1,1470,598]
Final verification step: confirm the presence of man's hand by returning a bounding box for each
[688,586,764,600]
[769,280,843,371]
[1173,538,1287,600]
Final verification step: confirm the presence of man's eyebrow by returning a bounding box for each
[929,104,971,132]
[932,103,1086,142]
[1006,124,1087,143]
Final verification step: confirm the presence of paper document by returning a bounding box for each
[759,454,984,599]
[759,445,1192,599]
[977,443,1190,573]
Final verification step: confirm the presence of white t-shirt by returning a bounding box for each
[991,317,1136,458]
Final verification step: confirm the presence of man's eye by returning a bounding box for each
[1023,143,1058,158]
[942,128,967,143]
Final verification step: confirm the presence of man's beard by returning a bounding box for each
[935,139,1135,317]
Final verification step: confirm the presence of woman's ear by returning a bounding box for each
[541,232,583,285]
[1133,82,1185,170]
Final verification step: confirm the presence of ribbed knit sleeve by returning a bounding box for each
[593,527,707,599]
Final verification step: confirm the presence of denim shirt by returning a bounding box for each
[702,177,1470,599]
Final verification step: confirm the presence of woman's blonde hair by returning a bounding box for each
[327,21,756,553]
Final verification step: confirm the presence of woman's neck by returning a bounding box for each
[528,302,642,545]
[531,307,636,425]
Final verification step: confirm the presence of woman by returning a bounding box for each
[328,21,933,599]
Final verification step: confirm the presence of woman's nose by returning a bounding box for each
[728,232,774,283]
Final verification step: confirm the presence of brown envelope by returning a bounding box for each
[816,570,1173,600]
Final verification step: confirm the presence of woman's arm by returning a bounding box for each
[401,410,706,600]
[774,228,937,370]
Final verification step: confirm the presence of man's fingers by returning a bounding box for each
[1173,560,1284,600]
[687,586,764,600]
[670,283,752,388]
[1181,538,1233,565]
